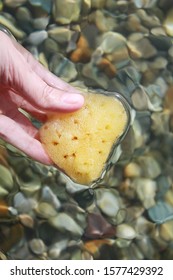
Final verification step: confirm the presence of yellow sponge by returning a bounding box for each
[39,92,128,185]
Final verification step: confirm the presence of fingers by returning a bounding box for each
[0,32,84,112]
[13,40,82,93]
[0,115,52,165]
[6,89,47,122]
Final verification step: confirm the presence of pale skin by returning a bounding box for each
[0,31,84,165]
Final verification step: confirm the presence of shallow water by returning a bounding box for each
[0,0,173,260]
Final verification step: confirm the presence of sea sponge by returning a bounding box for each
[39,91,129,185]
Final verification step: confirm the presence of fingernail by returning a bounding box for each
[61,93,84,105]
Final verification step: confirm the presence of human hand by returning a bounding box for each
[0,31,84,165]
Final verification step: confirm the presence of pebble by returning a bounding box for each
[25,30,48,46]
[49,213,84,236]
[53,0,81,24]
[134,178,157,209]
[0,164,13,192]
[13,192,37,213]
[35,202,57,219]
[163,9,173,36]
[148,201,173,224]
[0,14,26,39]
[159,220,173,242]
[95,188,120,217]
[116,224,137,240]
[29,238,46,255]
[1,0,173,261]
[85,212,115,238]
[4,0,27,8]
[48,27,72,44]
[49,53,78,82]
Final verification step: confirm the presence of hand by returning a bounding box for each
[0,31,84,165]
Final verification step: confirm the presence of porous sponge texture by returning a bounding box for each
[39,92,128,185]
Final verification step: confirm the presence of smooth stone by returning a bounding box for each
[98,32,126,53]
[0,186,8,198]
[48,27,72,44]
[151,110,170,135]
[124,162,141,177]
[73,188,95,208]
[116,223,136,239]
[91,0,106,8]
[160,220,173,242]
[18,214,34,228]
[156,176,171,200]
[25,30,48,46]
[13,192,37,213]
[48,240,69,259]
[0,14,26,39]
[164,189,173,207]
[94,9,117,32]
[134,178,157,209]
[81,0,91,14]
[150,57,168,70]
[132,0,157,8]
[151,27,167,36]
[137,154,161,179]
[85,212,115,238]
[40,186,61,210]
[82,62,109,89]
[53,0,81,24]
[0,164,13,191]
[148,201,173,224]
[130,38,157,59]
[16,6,31,22]
[35,202,57,219]
[147,35,172,51]
[4,0,27,7]
[115,238,131,248]
[131,87,149,110]
[49,53,78,82]
[164,9,173,36]
[168,46,173,59]
[0,1,3,11]
[32,17,49,30]
[49,213,83,236]
[28,0,52,13]
[137,9,160,28]
[20,179,41,195]
[29,238,46,255]
[43,38,59,55]
[95,189,120,217]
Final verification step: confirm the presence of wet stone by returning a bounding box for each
[116,223,137,240]
[0,164,13,191]
[1,0,173,261]
[29,238,46,255]
[164,9,173,36]
[53,0,81,24]
[49,54,78,82]
[159,220,173,242]
[148,201,173,224]
[85,212,115,239]
[13,192,37,213]
[73,188,95,208]
[25,30,48,46]
[49,213,84,236]
[35,202,57,219]
[95,188,120,217]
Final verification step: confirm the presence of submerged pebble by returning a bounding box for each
[0,0,173,261]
